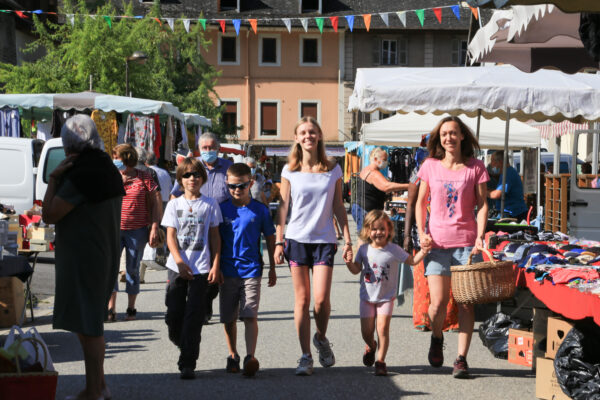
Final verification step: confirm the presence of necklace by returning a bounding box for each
[183,197,194,213]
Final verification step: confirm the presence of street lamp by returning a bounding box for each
[125,51,148,97]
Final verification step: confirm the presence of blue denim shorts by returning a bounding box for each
[424,247,482,277]
[284,238,337,268]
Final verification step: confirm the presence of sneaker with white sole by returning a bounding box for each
[312,333,335,368]
[295,354,314,376]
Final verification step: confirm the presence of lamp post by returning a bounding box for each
[125,51,148,97]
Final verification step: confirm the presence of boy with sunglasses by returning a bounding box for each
[161,157,223,380]
[219,163,277,377]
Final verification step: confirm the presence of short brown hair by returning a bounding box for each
[427,116,480,162]
[359,210,395,244]
[227,163,252,179]
[113,144,138,167]
[176,157,207,186]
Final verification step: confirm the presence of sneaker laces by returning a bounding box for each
[297,355,312,367]
[316,338,334,357]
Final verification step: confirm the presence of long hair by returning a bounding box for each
[287,116,329,172]
[427,116,480,161]
[359,210,395,244]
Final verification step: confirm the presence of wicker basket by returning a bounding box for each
[450,248,515,304]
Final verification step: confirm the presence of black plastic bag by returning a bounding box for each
[478,312,525,359]
[554,321,600,400]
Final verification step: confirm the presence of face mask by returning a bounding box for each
[201,150,218,164]
[113,159,126,171]
[250,167,257,176]
[379,160,388,170]
[491,166,500,175]
[264,190,271,199]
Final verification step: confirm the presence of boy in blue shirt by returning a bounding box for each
[219,163,276,377]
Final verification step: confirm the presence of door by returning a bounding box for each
[569,130,600,241]
[0,137,35,214]
[35,138,65,202]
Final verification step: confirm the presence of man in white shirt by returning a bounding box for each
[146,152,173,210]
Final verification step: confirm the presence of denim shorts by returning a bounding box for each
[424,247,482,277]
[284,238,337,268]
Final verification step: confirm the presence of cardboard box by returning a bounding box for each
[535,357,570,400]
[28,242,50,252]
[532,308,552,369]
[0,277,25,328]
[546,317,574,359]
[508,328,533,367]
[26,226,54,242]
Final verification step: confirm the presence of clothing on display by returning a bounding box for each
[124,114,157,154]
[0,107,21,137]
[51,109,77,138]
[164,117,174,162]
[388,148,414,183]
[91,110,119,153]
[36,121,52,141]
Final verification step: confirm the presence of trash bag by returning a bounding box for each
[478,312,525,359]
[554,321,600,400]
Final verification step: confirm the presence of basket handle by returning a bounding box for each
[13,336,50,375]
[466,248,494,265]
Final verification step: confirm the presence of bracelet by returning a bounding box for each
[275,241,285,246]
[344,242,353,246]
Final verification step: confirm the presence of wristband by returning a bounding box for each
[345,242,353,246]
[275,241,285,246]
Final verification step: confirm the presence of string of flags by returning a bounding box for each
[0,4,479,35]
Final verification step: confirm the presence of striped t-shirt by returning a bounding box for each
[121,169,158,230]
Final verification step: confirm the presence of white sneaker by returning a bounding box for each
[312,333,335,368]
[295,354,314,376]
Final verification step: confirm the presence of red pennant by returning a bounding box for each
[362,14,371,32]
[249,19,257,34]
[329,16,338,32]
[219,19,226,33]
[433,8,442,23]
[153,17,162,25]
[15,11,28,19]
[470,6,479,20]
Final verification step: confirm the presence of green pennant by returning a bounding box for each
[103,15,112,28]
[415,9,425,27]
[315,17,324,34]
[198,18,206,30]
[0,10,10,13]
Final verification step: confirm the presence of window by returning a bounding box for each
[300,0,321,13]
[373,37,407,66]
[218,34,240,65]
[221,100,238,135]
[43,147,66,183]
[259,34,281,66]
[300,35,321,66]
[452,39,468,66]
[259,101,280,136]
[381,40,397,65]
[218,0,239,11]
[299,100,320,121]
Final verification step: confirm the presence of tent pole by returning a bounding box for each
[500,109,511,218]
[553,136,561,175]
[476,109,481,141]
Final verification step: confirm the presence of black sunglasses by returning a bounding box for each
[182,172,201,179]
[227,182,250,190]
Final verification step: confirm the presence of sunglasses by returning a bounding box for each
[182,172,201,179]
[227,182,250,190]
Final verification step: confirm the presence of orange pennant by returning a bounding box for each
[249,19,257,34]
[469,6,479,20]
[329,16,338,32]
[362,14,371,32]
[219,19,226,33]
[433,8,442,23]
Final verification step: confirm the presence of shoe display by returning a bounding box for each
[428,334,444,367]
[180,367,195,380]
[453,356,470,379]
[374,361,387,376]
[242,355,259,377]
[362,343,376,367]
[226,354,241,373]
[295,354,314,376]
[312,333,335,368]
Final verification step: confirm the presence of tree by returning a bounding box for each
[0,0,224,126]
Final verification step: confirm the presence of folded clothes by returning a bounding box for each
[549,267,600,285]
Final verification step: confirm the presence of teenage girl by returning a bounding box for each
[346,210,429,376]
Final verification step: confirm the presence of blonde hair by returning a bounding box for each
[359,210,395,244]
[369,147,387,162]
[287,116,329,172]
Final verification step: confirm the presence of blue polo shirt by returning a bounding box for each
[171,157,232,203]
[219,199,276,278]
[495,165,528,218]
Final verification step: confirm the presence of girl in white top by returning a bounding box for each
[275,116,353,376]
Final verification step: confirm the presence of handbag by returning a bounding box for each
[2,325,55,372]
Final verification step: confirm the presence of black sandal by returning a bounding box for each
[106,308,116,323]
[125,307,137,321]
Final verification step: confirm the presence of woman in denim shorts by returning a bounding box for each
[415,116,489,379]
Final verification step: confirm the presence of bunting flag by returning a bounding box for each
[396,11,406,27]
[379,12,389,27]
[345,15,354,32]
[362,14,371,32]
[315,17,324,33]
[166,17,175,31]
[198,18,206,30]
[282,18,291,33]
[89,15,96,19]
[451,5,461,20]
[183,18,190,32]
[67,13,74,26]
[218,19,226,33]
[300,18,308,32]
[329,16,338,32]
[469,6,479,20]
[32,10,42,14]
[153,17,161,25]
[415,9,425,26]
[433,8,442,23]
[103,15,112,28]
[233,19,241,35]
[15,11,27,18]
[250,18,258,34]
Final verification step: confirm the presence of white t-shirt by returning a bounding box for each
[161,196,223,274]
[355,243,409,303]
[150,165,173,202]
[281,164,342,243]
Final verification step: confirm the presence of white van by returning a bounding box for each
[0,137,64,214]
[513,152,582,174]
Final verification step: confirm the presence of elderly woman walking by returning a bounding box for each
[43,115,125,400]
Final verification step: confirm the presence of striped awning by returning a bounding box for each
[537,121,589,139]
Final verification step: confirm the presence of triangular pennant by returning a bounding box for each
[433,8,442,24]
[469,6,479,20]
[396,11,406,27]
[362,14,371,32]
[198,18,206,30]
[300,18,308,32]
[15,11,28,19]
[415,9,425,27]
[103,15,112,28]
[32,10,43,14]
[135,15,143,19]
[379,12,389,27]
[153,17,162,25]
[219,19,226,33]
[67,13,74,26]
[282,18,291,33]
[166,17,175,31]
[89,15,96,19]
[250,19,258,34]
[329,16,338,32]
[233,19,241,35]
[315,17,324,34]
[183,19,190,33]
[345,15,354,32]
[451,5,461,20]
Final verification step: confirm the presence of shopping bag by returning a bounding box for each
[2,325,55,372]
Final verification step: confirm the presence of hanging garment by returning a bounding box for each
[0,107,21,137]
[36,121,52,141]
[117,123,126,145]
[344,150,361,183]
[51,109,77,138]
[153,115,162,159]
[124,114,156,153]
[91,110,119,154]
[164,117,174,161]
[180,121,189,149]
[388,148,415,183]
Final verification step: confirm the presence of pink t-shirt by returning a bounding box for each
[417,158,489,249]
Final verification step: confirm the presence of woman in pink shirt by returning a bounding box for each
[416,116,489,379]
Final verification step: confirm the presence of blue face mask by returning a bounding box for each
[113,159,126,171]
[201,150,218,164]
[250,167,256,176]
[491,166,500,175]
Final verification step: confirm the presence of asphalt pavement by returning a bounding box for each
[1,216,536,400]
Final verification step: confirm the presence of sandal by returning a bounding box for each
[106,309,116,323]
[125,307,137,321]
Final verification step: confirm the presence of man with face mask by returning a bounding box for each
[487,151,528,221]
[245,157,268,205]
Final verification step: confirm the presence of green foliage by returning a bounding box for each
[0,0,224,126]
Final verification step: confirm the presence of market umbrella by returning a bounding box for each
[465,0,600,13]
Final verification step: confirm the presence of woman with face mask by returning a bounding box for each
[352,147,409,233]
